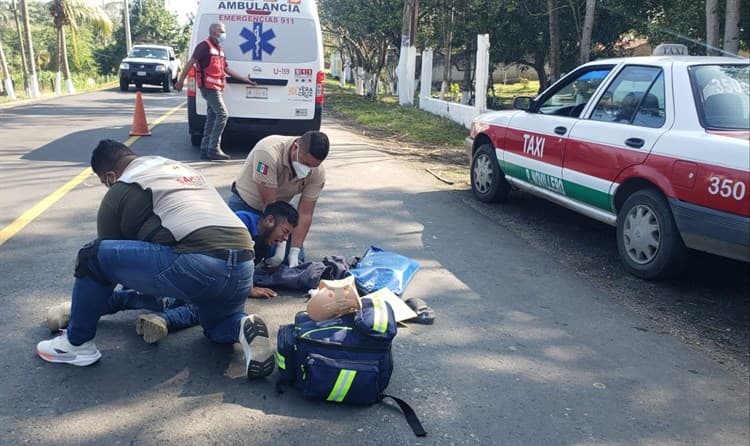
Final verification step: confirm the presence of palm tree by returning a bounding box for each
[49,0,112,94]
[0,7,17,99]
[21,0,39,97]
[10,0,29,93]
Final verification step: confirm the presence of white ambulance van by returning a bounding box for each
[185,0,325,146]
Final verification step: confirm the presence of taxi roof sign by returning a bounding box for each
[652,43,689,56]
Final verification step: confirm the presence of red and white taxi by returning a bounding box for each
[465,56,749,279]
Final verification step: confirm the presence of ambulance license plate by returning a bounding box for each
[246,86,268,99]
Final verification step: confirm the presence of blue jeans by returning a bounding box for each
[67,240,253,346]
[108,289,199,332]
[199,87,228,152]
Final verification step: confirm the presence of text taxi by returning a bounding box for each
[465,56,749,280]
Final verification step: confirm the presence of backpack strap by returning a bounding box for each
[380,394,427,437]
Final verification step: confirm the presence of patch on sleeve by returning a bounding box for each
[256,162,269,175]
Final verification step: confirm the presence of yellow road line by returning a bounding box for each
[0,101,186,247]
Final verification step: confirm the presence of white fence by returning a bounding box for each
[415,34,490,129]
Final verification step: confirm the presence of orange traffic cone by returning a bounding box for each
[129,91,152,136]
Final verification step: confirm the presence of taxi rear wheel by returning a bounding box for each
[471,144,510,203]
[616,188,687,280]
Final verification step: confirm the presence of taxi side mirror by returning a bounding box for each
[513,96,534,111]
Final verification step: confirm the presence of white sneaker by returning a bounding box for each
[36,332,101,366]
[135,313,168,343]
[46,302,72,332]
[238,315,274,379]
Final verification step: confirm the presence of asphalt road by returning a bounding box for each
[0,89,748,445]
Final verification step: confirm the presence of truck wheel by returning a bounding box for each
[191,134,203,147]
[119,79,129,92]
[163,73,172,93]
[616,189,688,280]
[471,144,510,203]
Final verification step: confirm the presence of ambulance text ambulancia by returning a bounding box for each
[465,55,750,279]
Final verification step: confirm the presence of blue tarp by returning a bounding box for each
[350,246,420,297]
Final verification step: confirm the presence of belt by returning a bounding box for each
[203,249,254,262]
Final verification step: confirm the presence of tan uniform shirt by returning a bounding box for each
[235,135,326,210]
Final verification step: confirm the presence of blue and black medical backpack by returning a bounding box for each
[276,297,426,436]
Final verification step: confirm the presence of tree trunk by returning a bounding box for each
[11,0,29,93]
[55,27,62,95]
[580,0,596,63]
[548,0,560,83]
[440,6,454,101]
[705,0,721,55]
[723,0,740,55]
[535,46,549,92]
[21,0,40,97]
[0,42,17,100]
[61,26,75,94]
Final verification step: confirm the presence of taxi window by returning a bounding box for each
[590,66,663,127]
[689,64,750,130]
[197,15,319,63]
[538,68,612,117]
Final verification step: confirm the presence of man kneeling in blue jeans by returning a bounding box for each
[36,140,274,379]
[46,202,299,343]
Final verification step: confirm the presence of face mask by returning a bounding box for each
[293,149,311,179]
[218,32,227,43]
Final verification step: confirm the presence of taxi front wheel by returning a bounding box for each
[471,144,510,203]
[616,189,687,280]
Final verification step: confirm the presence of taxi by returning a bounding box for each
[465,54,750,279]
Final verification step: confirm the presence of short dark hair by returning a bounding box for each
[262,201,299,227]
[299,131,329,161]
[91,139,136,175]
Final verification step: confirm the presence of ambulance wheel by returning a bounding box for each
[616,188,687,280]
[471,144,510,203]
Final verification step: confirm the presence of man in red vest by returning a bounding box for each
[176,23,255,160]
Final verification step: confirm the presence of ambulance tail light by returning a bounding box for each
[315,71,325,104]
[186,67,196,98]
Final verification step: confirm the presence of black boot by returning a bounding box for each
[206,148,230,161]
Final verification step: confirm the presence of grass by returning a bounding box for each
[323,79,467,148]
[489,80,540,108]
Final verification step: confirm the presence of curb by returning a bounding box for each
[0,82,118,110]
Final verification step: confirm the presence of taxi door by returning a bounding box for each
[503,67,613,197]
[564,64,673,212]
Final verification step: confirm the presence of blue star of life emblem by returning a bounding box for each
[240,23,276,61]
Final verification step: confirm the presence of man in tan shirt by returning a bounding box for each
[228,130,329,267]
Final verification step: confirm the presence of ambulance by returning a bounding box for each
[465,55,750,280]
[185,0,325,146]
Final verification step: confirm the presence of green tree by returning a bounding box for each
[319,0,402,98]
[97,0,189,75]
[49,0,112,93]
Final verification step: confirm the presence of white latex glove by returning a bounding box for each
[264,240,286,268]
[288,247,301,268]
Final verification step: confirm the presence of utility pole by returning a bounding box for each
[397,0,418,105]
[124,0,132,54]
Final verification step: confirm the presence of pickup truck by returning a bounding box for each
[119,44,182,93]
